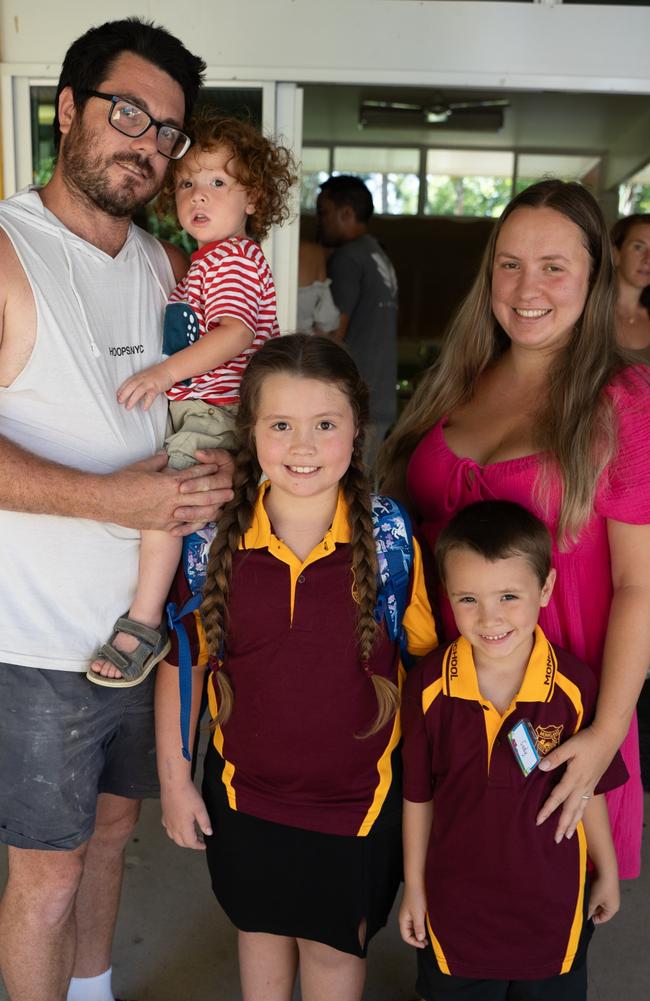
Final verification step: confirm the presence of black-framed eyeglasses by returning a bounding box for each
[81,91,192,160]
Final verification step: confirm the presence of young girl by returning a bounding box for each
[89,112,296,686]
[156,334,437,1001]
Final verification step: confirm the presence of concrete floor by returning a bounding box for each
[1,793,648,1000]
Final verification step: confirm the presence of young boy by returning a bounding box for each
[400,500,627,1001]
[88,113,296,686]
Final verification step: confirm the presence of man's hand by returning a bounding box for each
[173,447,235,534]
[105,448,234,534]
[117,361,177,411]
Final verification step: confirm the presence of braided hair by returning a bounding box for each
[201,334,399,735]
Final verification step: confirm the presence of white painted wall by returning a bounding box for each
[2,1,650,95]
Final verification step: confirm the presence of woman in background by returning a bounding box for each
[611,213,650,362]
[297,239,340,336]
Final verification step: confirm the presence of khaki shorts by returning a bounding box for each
[165,399,238,470]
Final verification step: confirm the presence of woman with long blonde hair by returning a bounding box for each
[381,179,650,878]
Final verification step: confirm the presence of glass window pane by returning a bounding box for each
[333,146,419,174]
[329,148,420,215]
[515,153,601,194]
[301,171,330,213]
[426,149,514,178]
[425,149,514,217]
[300,147,330,212]
[385,173,420,215]
[30,86,57,185]
[302,146,329,172]
[618,160,650,215]
[329,169,420,216]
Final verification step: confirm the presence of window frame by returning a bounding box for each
[301,139,604,219]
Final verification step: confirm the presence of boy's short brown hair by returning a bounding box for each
[160,110,297,242]
[435,500,552,588]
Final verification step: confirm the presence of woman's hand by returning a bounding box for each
[536,725,617,841]
[161,781,213,850]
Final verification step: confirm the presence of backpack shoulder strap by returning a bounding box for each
[166,524,220,760]
[166,591,203,762]
[371,494,414,653]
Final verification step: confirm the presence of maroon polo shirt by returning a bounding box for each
[169,485,437,837]
[401,627,628,980]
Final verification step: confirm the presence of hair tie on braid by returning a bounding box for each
[362,661,374,678]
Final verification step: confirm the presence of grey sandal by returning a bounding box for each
[87,615,171,688]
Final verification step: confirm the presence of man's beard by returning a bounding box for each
[61,117,160,218]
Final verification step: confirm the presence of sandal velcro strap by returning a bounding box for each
[88,614,171,686]
[114,616,164,649]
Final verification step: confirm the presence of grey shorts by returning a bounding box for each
[0,663,159,851]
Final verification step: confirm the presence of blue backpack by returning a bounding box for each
[167,494,414,760]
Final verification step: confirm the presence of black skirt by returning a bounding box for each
[202,740,403,957]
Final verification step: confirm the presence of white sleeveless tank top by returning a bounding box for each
[0,189,174,670]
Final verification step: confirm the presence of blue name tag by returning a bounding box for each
[508,719,541,777]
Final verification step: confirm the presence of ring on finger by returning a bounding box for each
[580,794,591,801]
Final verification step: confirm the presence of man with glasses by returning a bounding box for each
[0,19,232,1001]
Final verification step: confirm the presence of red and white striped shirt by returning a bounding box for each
[165,237,279,405]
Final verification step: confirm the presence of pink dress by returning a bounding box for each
[407,367,650,878]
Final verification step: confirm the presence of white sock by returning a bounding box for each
[67,968,115,1001]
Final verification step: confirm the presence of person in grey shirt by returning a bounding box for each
[317,175,398,469]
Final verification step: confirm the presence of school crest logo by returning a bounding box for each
[535,723,564,755]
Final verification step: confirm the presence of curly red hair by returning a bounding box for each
[159,111,297,242]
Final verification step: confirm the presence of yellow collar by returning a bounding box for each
[241,481,352,553]
[442,625,558,704]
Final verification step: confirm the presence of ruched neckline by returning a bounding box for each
[436,420,538,513]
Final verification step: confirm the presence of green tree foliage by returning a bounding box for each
[619,182,650,216]
[426,174,511,217]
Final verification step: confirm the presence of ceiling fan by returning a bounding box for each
[359,95,510,132]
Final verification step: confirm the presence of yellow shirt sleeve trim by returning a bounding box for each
[356,686,402,837]
[560,822,587,973]
[194,609,209,668]
[423,677,443,715]
[554,672,585,734]
[207,673,237,809]
[426,913,451,974]
[403,537,438,656]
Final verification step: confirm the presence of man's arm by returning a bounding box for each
[0,229,233,533]
[327,246,362,344]
[328,313,350,344]
[161,239,190,283]
[0,435,234,534]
